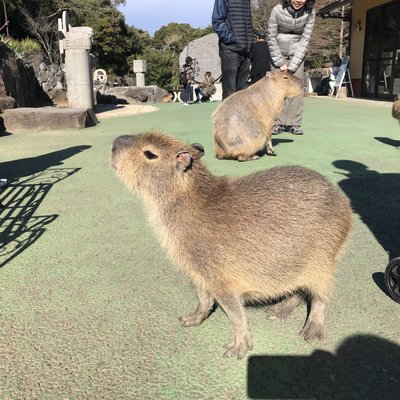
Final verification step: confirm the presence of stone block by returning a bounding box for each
[0,96,16,112]
[2,107,97,130]
[133,60,147,73]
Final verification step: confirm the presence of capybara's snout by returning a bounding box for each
[111,135,138,169]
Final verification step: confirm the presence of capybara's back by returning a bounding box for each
[213,71,302,161]
[111,131,352,359]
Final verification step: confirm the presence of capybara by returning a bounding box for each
[111,131,352,359]
[212,70,302,161]
[392,96,400,122]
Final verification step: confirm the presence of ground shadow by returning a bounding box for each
[0,145,91,182]
[0,146,91,268]
[271,138,294,147]
[248,334,400,400]
[333,160,400,261]
[372,272,392,298]
[375,137,400,148]
[254,139,294,158]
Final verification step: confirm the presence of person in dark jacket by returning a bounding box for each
[267,0,315,135]
[249,30,271,84]
[181,56,195,105]
[212,0,253,100]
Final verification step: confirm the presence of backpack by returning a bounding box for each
[179,70,188,86]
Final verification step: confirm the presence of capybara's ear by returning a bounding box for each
[191,143,205,159]
[282,71,289,80]
[176,151,193,172]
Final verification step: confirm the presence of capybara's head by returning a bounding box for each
[111,131,205,199]
[265,70,302,98]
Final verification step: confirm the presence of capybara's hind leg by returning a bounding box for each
[180,288,215,327]
[214,140,227,159]
[266,294,303,320]
[300,296,327,341]
[216,293,253,360]
[237,154,260,162]
[266,139,277,156]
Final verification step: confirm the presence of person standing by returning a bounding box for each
[267,0,315,135]
[181,56,195,105]
[212,0,253,100]
[249,30,271,84]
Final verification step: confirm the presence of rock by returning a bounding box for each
[2,107,97,130]
[0,96,16,112]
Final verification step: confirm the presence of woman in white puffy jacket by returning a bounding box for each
[267,0,315,135]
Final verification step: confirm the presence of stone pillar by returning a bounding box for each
[58,11,95,110]
[133,60,147,87]
[64,30,94,109]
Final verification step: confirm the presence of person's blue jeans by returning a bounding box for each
[182,84,192,103]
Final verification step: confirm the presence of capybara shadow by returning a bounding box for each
[111,132,352,359]
[212,70,302,161]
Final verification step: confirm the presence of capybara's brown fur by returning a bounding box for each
[111,132,352,359]
[392,96,400,122]
[212,70,302,161]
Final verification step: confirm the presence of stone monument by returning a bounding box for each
[133,60,147,87]
[58,11,95,111]
[93,69,108,85]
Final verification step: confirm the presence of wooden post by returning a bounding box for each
[339,6,344,59]
[2,0,9,37]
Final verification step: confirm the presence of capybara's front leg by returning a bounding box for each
[180,288,215,327]
[266,139,277,156]
[216,293,253,360]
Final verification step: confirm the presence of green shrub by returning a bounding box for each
[0,36,41,58]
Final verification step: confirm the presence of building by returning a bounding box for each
[318,0,399,99]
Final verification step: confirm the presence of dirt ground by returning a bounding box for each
[94,104,159,119]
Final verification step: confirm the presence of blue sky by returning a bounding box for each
[118,0,215,36]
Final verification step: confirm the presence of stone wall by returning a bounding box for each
[0,43,67,110]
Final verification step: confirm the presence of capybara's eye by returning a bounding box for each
[143,150,158,160]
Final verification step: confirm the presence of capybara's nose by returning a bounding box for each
[112,135,138,151]
[111,135,138,169]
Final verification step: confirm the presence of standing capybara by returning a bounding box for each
[392,96,400,122]
[111,131,352,360]
[212,70,302,161]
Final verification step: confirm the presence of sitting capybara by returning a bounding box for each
[393,96,400,122]
[111,131,352,359]
[212,70,302,161]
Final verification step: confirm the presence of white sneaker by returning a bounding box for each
[0,178,8,189]
[182,102,189,106]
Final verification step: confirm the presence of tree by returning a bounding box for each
[19,3,61,63]
[251,0,279,32]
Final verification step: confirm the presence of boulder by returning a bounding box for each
[2,107,97,131]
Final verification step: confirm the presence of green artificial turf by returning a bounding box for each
[0,98,399,399]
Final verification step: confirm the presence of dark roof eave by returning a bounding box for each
[317,0,353,17]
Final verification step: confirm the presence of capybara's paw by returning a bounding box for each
[179,313,205,327]
[223,331,253,360]
[266,148,277,156]
[237,155,259,162]
[299,321,325,342]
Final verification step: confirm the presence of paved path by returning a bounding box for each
[1,98,399,399]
